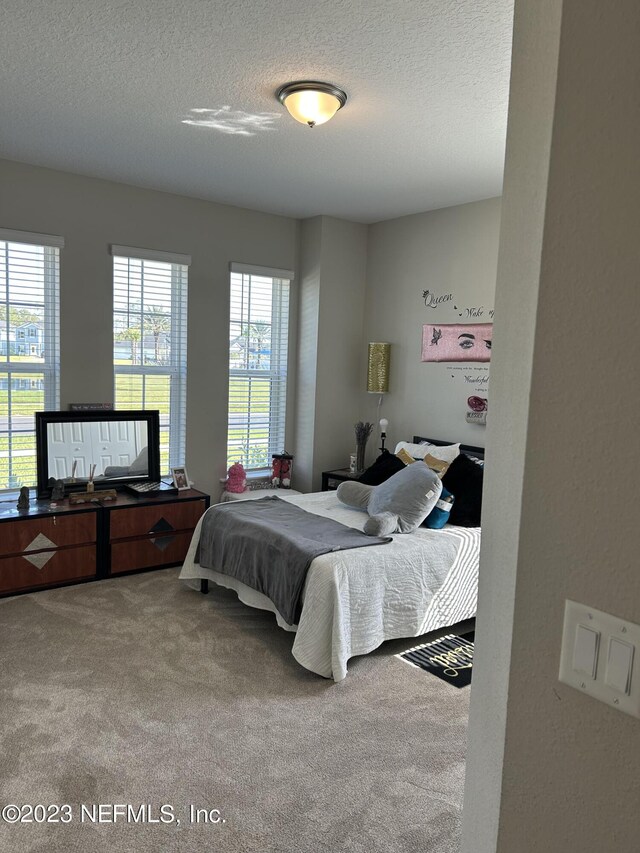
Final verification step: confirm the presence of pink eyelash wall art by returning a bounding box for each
[421,323,493,362]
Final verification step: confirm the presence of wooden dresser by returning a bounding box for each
[0,488,209,597]
[106,491,208,575]
[0,502,97,596]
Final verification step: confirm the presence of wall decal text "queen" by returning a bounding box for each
[422,289,453,308]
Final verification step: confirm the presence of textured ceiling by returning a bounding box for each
[0,0,514,223]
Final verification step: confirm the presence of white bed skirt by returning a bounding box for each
[181,567,297,633]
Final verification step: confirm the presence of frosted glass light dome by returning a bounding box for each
[276,81,347,128]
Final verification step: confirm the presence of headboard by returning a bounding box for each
[413,436,485,461]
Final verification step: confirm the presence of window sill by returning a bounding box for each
[0,489,25,504]
[219,469,271,485]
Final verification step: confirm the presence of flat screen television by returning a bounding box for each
[36,409,161,499]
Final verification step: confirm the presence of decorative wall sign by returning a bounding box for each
[466,395,488,425]
[467,396,487,412]
[418,290,494,421]
[422,323,493,362]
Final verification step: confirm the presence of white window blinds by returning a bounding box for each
[0,229,62,490]
[112,246,189,474]
[228,266,292,470]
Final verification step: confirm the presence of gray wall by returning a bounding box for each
[461,0,562,848]
[364,198,501,452]
[294,218,322,492]
[294,216,368,492]
[0,159,298,499]
[1,160,499,500]
[463,1,640,851]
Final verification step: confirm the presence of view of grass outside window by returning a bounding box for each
[0,236,60,490]
[113,251,188,475]
[228,268,290,470]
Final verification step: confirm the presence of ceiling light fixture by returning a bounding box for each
[276,81,347,128]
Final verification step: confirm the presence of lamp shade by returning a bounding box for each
[367,342,391,393]
[276,81,347,128]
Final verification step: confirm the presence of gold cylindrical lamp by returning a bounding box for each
[367,342,391,393]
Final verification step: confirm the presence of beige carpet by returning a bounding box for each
[0,569,471,853]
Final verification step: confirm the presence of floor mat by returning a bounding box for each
[397,632,474,687]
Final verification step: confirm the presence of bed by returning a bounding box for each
[179,437,483,681]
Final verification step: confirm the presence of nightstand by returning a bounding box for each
[321,469,361,491]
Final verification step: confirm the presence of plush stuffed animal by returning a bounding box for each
[337,461,442,536]
[279,457,292,488]
[226,462,247,494]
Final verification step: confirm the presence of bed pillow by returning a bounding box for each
[338,461,442,536]
[395,447,416,466]
[358,450,406,485]
[423,453,450,478]
[441,453,484,527]
[394,440,460,464]
[393,440,429,459]
[422,485,454,529]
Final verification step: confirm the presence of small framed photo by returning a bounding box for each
[171,466,189,490]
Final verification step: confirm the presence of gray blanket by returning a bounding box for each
[196,496,391,624]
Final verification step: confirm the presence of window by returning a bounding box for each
[0,229,62,490]
[112,245,189,475]
[228,263,293,470]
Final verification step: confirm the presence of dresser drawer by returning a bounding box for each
[110,531,193,574]
[109,499,206,542]
[0,545,96,594]
[0,512,97,556]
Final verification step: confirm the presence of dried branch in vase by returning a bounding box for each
[354,421,374,444]
[354,421,374,474]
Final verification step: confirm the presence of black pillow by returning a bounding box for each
[441,453,484,526]
[358,451,406,486]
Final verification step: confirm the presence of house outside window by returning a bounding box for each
[227,263,293,471]
[112,245,190,474]
[0,229,62,490]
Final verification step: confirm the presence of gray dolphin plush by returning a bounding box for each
[337,461,442,536]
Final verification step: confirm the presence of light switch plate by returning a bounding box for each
[559,600,640,719]
[572,624,599,679]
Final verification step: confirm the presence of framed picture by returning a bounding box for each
[421,323,493,362]
[171,466,189,490]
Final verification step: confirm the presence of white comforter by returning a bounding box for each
[179,491,480,681]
